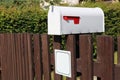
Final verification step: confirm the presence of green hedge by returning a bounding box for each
[0,3,47,33]
[0,2,120,36]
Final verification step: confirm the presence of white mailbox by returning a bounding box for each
[48,6,104,35]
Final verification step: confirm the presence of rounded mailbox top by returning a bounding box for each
[49,6,104,17]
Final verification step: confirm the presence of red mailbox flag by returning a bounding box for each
[63,16,80,24]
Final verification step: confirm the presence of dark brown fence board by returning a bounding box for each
[1,34,5,80]
[20,34,26,80]
[79,35,93,80]
[0,34,3,80]
[96,36,114,80]
[33,34,42,80]
[66,35,76,80]
[53,36,62,80]
[5,34,11,80]
[5,34,9,80]
[16,34,19,80]
[2,35,8,80]
[23,34,29,80]
[4,34,12,80]
[41,34,51,80]
[19,34,25,80]
[1,34,6,80]
[10,34,16,80]
[10,34,15,80]
[26,34,34,80]
[15,34,21,80]
[18,34,24,80]
[18,34,23,80]
[13,34,16,80]
[20,34,31,80]
[12,34,18,80]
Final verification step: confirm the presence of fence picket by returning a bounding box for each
[79,35,93,80]
[66,35,76,80]
[96,36,114,80]
[23,34,29,80]
[10,34,15,80]
[33,34,42,80]
[41,34,51,80]
[20,34,26,80]
[18,34,23,80]
[27,34,34,80]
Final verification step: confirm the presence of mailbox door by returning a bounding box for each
[48,6,61,35]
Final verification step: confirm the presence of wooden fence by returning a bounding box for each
[0,33,120,80]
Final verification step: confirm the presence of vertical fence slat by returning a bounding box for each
[4,34,8,80]
[10,34,14,80]
[23,34,29,80]
[20,34,26,80]
[97,36,114,80]
[33,34,42,80]
[66,35,76,80]
[79,35,93,80]
[16,34,22,80]
[3,34,8,80]
[0,34,2,80]
[8,34,14,80]
[10,34,15,80]
[13,34,18,80]
[4,34,7,80]
[2,34,8,80]
[1,34,6,80]
[27,34,34,80]
[7,34,11,80]
[10,34,17,80]
[41,34,51,80]
[53,36,62,80]
[18,34,23,80]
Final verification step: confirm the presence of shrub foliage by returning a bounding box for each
[0,2,120,36]
[0,3,47,33]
